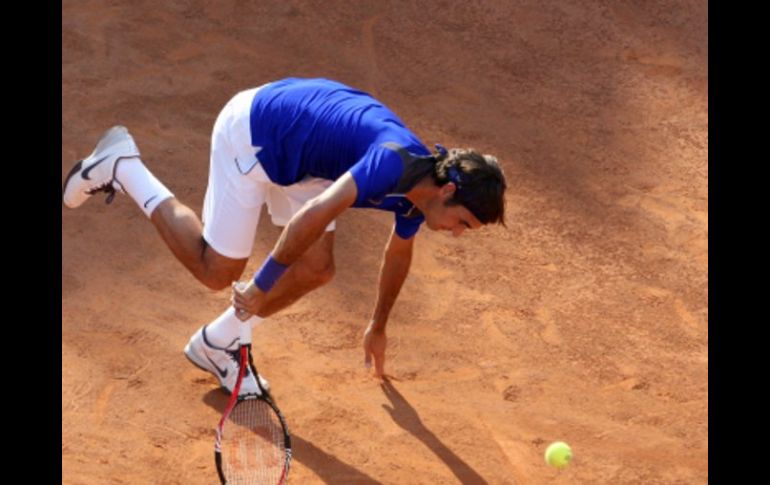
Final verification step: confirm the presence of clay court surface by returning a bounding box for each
[62,1,707,483]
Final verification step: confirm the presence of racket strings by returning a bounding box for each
[221,399,287,484]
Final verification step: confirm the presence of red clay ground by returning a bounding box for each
[62,1,707,483]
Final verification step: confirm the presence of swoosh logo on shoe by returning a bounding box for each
[205,355,228,379]
[81,155,110,180]
[143,195,158,208]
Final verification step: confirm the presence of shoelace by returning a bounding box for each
[225,349,252,376]
[86,181,117,204]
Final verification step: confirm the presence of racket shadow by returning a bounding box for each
[202,388,232,413]
[380,380,489,485]
[291,435,382,485]
[202,389,382,484]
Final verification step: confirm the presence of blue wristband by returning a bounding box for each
[253,255,289,293]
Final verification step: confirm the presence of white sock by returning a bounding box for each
[204,306,264,349]
[115,158,174,218]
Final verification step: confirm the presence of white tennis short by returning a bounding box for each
[202,84,335,260]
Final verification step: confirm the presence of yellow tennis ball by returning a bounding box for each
[545,441,572,469]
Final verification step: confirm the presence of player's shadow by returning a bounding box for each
[380,380,489,484]
[203,390,382,484]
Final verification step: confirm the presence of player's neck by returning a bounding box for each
[404,178,440,213]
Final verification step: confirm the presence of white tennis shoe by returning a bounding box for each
[184,325,269,396]
[62,125,140,208]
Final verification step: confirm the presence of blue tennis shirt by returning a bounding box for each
[249,78,429,239]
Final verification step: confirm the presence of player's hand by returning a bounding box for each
[363,322,387,378]
[231,280,265,321]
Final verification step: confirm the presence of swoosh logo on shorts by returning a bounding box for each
[205,355,228,379]
[81,155,110,180]
[234,147,262,175]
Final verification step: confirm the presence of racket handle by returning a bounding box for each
[240,319,252,345]
[233,281,253,345]
[235,308,251,321]
[234,281,253,332]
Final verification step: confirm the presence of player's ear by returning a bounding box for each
[439,181,457,199]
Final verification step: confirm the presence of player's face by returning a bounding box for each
[423,185,483,237]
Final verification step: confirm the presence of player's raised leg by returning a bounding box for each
[62,125,249,291]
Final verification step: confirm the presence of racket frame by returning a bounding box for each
[214,321,292,484]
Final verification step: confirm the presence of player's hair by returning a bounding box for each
[397,146,507,226]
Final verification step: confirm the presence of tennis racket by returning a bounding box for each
[215,320,292,484]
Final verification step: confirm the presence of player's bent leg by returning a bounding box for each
[187,231,335,394]
[151,197,248,290]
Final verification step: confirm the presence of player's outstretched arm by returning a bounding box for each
[364,226,415,378]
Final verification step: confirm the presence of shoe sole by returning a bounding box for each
[61,159,84,207]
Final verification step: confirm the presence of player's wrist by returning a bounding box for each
[253,254,289,292]
[367,319,387,332]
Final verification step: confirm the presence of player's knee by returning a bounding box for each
[198,272,228,291]
[198,265,243,291]
[304,254,335,287]
[316,258,335,286]
[195,240,247,291]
